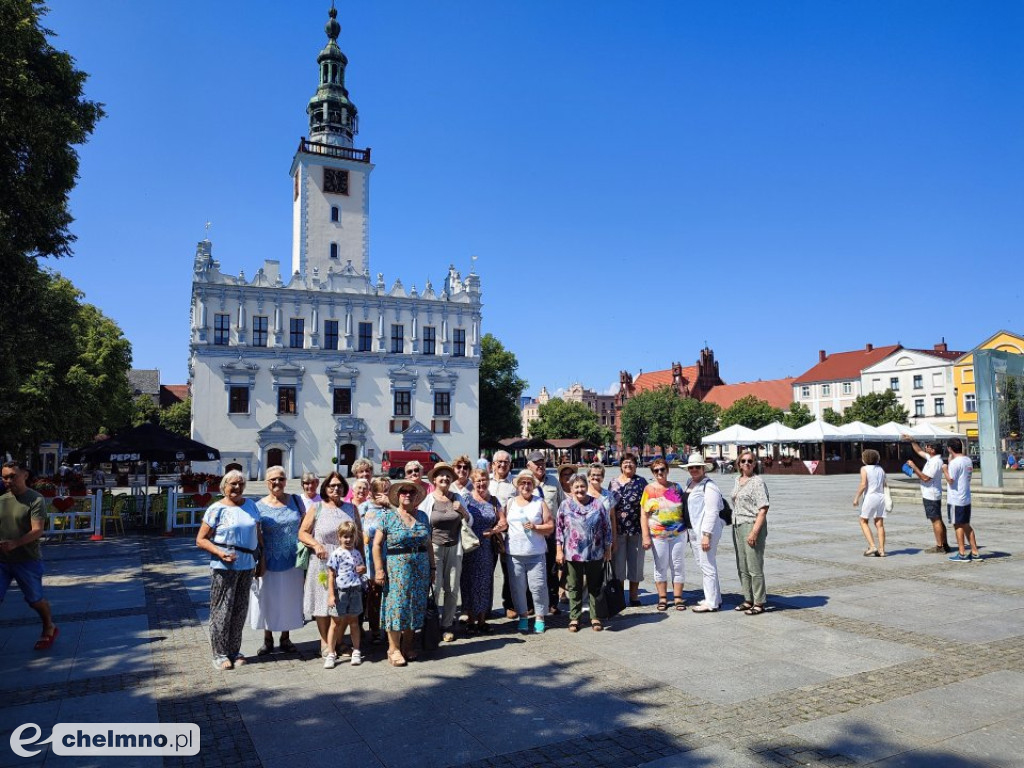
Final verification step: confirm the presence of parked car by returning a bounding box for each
[380,450,442,479]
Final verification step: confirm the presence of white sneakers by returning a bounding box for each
[325,650,362,668]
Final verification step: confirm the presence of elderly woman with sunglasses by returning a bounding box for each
[450,455,475,501]
[373,480,435,666]
[506,470,555,634]
[681,453,725,613]
[344,458,375,503]
[640,457,687,612]
[299,472,362,657]
[196,470,264,670]
[731,450,769,615]
[404,461,434,496]
[249,466,306,656]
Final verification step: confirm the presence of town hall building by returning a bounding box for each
[188,8,482,479]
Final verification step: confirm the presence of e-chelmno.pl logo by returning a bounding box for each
[10,723,200,758]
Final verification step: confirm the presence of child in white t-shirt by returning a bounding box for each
[325,521,367,668]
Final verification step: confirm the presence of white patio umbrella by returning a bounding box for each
[875,421,914,439]
[749,421,800,443]
[909,423,967,439]
[837,421,885,441]
[701,424,759,445]
[791,420,845,443]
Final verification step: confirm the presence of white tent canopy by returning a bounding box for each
[791,419,845,442]
[908,423,967,440]
[837,421,884,441]
[749,422,800,443]
[701,424,758,445]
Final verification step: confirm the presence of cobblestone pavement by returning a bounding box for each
[1,475,1021,767]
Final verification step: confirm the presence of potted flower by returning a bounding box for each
[33,478,57,498]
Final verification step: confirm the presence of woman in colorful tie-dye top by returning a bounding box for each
[640,456,688,612]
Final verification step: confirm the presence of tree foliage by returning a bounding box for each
[781,401,815,429]
[160,397,192,437]
[719,396,784,430]
[131,394,160,426]
[3,274,133,454]
[673,397,721,452]
[478,333,528,443]
[840,390,909,426]
[528,398,612,446]
[822,407,844,426]
[0,0,105,260]
[619,387,678,455]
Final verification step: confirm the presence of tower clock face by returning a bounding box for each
[324,168,349,195]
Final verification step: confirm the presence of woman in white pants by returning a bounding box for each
[682,453,724,613]
[639,457,687,612]
[505,471,554,634]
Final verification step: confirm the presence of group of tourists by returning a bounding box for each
[195,447,775,670]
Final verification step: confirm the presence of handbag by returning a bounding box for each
[595,561,626,620]
[460,519,480,554]
[421,586,442,651]
[883,485,894,513]
[295,501,320,569]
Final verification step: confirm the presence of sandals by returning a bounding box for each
[232,654,247,667]
[591,621,604,632]
[33,626,59,651]
[877,551,887,558]
[674,599,687,612]
[863,548,879,557]
[656,600,668,612]
[388,650,407,667]
[691,604,718,613]
[256,643,274,656]
[279,640,298,653]
[734,602,753,612]
[745,605,765,616]
[568,621,580,633]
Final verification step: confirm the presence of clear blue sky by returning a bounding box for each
[46,1,1023,398]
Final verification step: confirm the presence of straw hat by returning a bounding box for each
[679,453,714,471]
[557,463,579,478]
[388,479,426,508]
[428,462,456,482]
[513,470,537,487]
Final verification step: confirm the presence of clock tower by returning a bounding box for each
[290,5,374,278]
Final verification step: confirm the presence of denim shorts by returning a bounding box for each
[0,559,45,604]
[922,498,942,521]
[328,585,363,617]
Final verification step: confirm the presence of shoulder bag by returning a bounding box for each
[421,585,442,652]
[595,561,626,619]
[295,501,320,569]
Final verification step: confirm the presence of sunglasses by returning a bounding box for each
[652,468,667,474]
[406,469,422,474]
[739,459,755,465]
[398,489,414,495]
[326,483,344,489]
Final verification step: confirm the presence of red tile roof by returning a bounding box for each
[703,378,796,410]
[908,348,964,361]
[632,366,697,394]
[159,384,189,407]
[794,345,901,384]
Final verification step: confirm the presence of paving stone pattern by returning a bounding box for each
[1,475,1021,768]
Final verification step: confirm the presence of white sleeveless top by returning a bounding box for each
[505,498,546,556]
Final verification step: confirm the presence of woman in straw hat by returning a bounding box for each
[373,479,434,666]
[681,453,725,612]
[420,462,472,642]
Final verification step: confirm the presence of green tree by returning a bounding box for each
[528,398,612,446]
[673,398,721,452]
[781,401,814,429]
[131,394,160,426]
[8,274,133,453]
[160,397,192,437]
[719,396,784,430]
[619,387,678,456]
[841,390,909,426]
[822,407,844,426]
[479,333,527,443]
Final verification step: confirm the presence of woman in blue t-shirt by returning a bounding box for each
[196,470,264,670]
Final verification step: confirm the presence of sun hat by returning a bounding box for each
[679,453,714,471]
[557,463,579,477]
[514,470,537,486]
[388,479,426,508]
[428,462,456,482]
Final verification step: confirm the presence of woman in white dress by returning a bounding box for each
[853,449,887,557]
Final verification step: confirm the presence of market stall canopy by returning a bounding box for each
[749,422,800,443]
[790,420,845,442]
[701,424,759,445]
[907,423,967,440]
[837,421,885,441]
[876,421,914,436]
[67,422,221,464]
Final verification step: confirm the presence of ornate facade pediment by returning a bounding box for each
[427,365,459,392]
[257,419,297,447]
[326,362,361,389]
[388,363,418,394]
[402,421,434,451]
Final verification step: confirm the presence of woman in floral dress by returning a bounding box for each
[299,472,361,656]
[460,468,506,633]
[555,475,613,631]
[372,480,434,666]
[609,453,647,606]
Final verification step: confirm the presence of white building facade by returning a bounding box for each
[189,8,481,479]
[860,345,961,431]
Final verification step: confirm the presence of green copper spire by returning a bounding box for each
[307,4,359,147]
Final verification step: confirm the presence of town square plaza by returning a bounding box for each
[1,473,1021,768]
